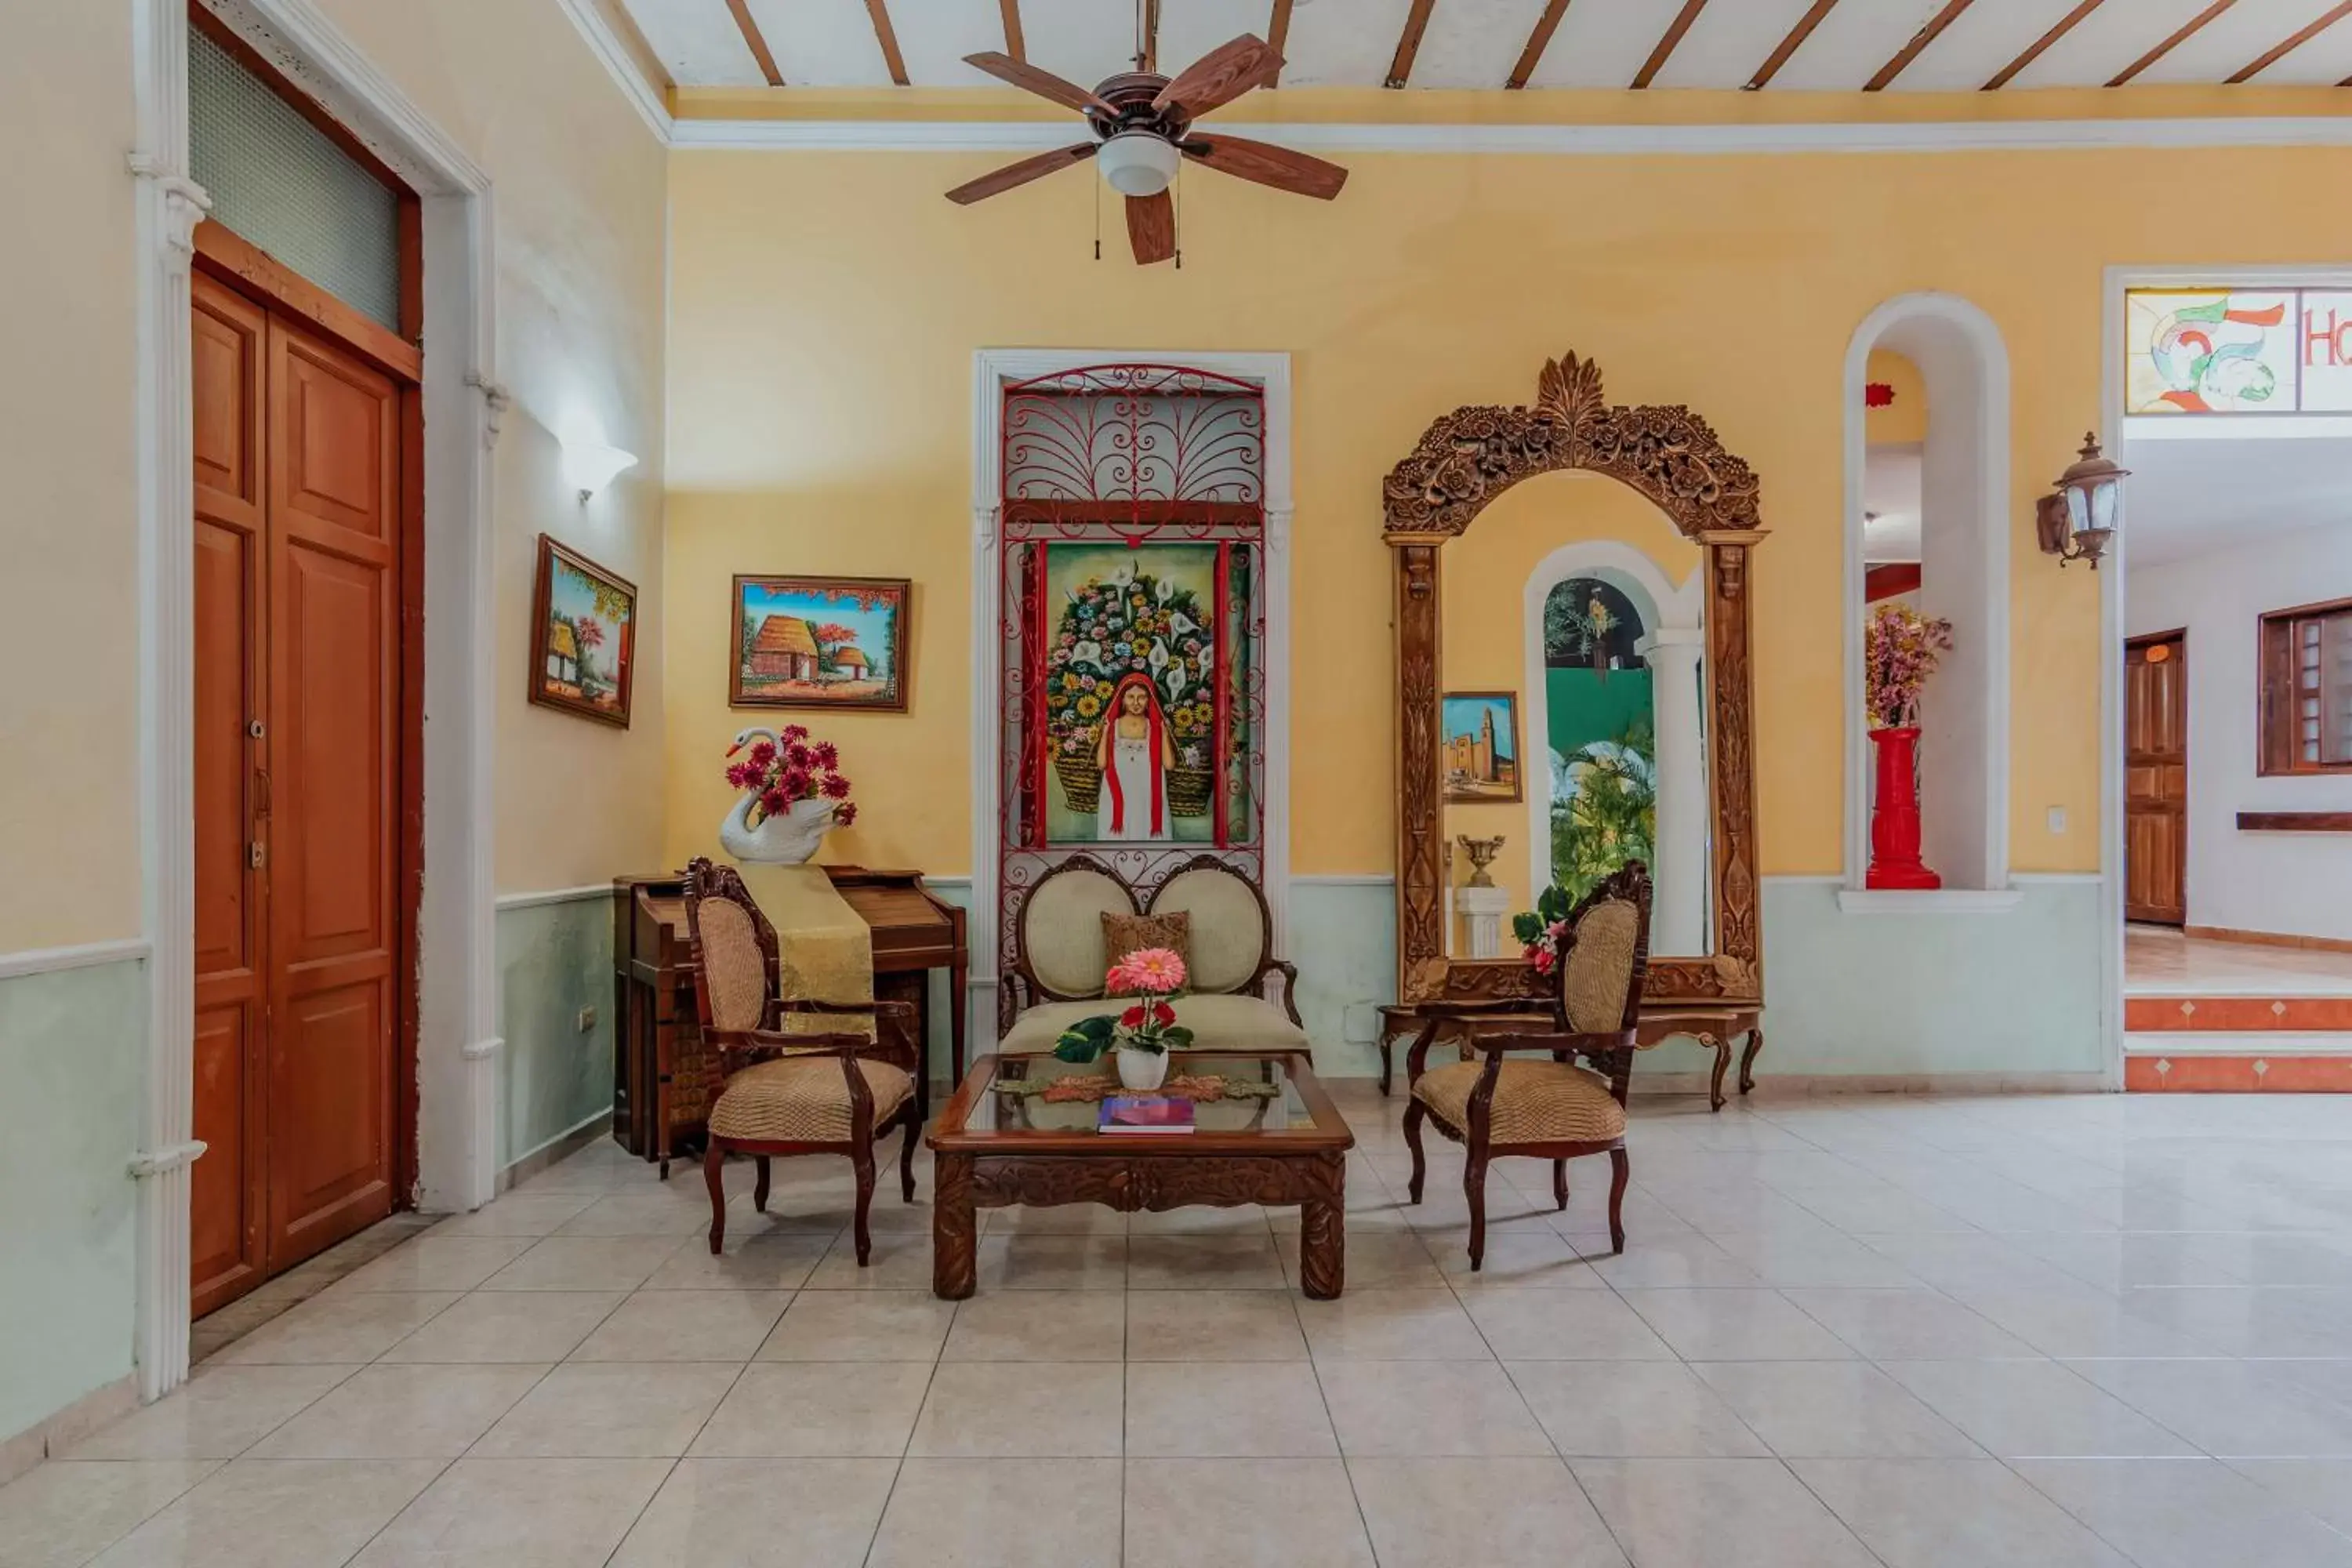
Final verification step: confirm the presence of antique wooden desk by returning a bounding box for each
[611,865,968,1170]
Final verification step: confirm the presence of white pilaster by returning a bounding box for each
[130,0,205,1406]
[1639,626,1708,956]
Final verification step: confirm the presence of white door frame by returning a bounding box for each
[2097,263,2352,1091]
[132,0,503,1403]
[967,350,1293,1038]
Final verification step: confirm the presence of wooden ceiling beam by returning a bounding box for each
[863,0,909,85]
[1507,0,1573,90]
[1385,0,1438,89]
[1864,0,1977,92]
[2228,0,2352,82]
[1748,0,1842,89]
[997,0,1025,64]
[721,0,783,85]
[2109,0,2236,86]
[1268,0,1294,83]
[1632,0,1711,89]
[1984,0,2105,90]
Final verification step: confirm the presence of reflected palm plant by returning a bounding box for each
[1549,717,1657,904]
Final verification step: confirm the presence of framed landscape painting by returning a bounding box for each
[1441,691,1523,803]
[731,575,912,712]
[528,535,637,728]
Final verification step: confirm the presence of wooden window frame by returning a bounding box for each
[2259,594,2352,776]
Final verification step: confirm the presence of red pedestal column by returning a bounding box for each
[1866,726,1942,891]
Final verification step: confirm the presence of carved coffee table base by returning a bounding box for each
[932,1149,1348,1300]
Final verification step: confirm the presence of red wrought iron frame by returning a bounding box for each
[995,364,1269,1024]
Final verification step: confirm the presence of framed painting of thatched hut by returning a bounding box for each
[529,535,637,728]
[731,575,911,712]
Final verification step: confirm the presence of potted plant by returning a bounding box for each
[717,724,858,866]
[1051,947,1194,1091]
[1863,603,1954,891]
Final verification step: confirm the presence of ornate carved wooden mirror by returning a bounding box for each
[1385,352,1767,1010]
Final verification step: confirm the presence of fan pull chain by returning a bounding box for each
[1174,163,1183,270]
[1093,169,1101,261]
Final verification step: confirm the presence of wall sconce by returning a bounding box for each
[2035,433,2129,569]
[565,441,637,504]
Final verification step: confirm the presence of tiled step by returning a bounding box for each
[2124,1038,2352,1092]
[2124,995,2352,1031]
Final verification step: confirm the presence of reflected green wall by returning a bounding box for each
[1545,668,1653,761]
[0,958,143,1444]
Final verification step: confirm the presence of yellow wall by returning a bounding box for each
[666,142,2352,880]
[0,0,140,949]
[309,0,673,895]
[1439,474,1700,924]
[1867,350,1928,447]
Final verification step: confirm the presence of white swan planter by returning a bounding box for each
[719,727,840,866]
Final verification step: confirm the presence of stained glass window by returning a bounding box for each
[2127,288,2352,416]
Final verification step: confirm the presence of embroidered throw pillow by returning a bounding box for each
[1101,910,1192,976]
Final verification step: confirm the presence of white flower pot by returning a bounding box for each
[1116,1045,1170,1091]
[720,795,838,866]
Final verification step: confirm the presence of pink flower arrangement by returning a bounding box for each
[724,724,855,828]
[1864,604,1955,730]
[1108,946,1187,996]
[1054,946,1196,1062]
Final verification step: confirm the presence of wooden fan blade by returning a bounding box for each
[1152,34,1282,117]
[1126,191,1175,265]
[945,143,1098,205]
[964,51,1116,117]
[1180,135,1348,200]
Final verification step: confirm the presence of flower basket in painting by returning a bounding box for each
[1054,753,1104,815]
[1166,765,1214,818]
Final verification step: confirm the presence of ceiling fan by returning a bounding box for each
[946,26,1349,266]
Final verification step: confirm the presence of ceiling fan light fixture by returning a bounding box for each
[1097,131,1180,198]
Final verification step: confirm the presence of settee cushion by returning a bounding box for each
[1000,993,1309,1056]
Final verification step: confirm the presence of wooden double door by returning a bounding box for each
[191,267,408,1316]
[2125,632,2188,927]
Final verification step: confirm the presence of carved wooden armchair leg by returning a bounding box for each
[1403,1098,1428,1204]
[704,1144,728,1255]
[1553,1160,1569,1210]
[1464,1148,1490,1271]
[753,1157,771,1213]
[1607,1146,1630,1255]
[898,1112,918,1203]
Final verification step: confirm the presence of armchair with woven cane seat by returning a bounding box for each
[683,858,924,1265]
[1403,862,1652,1270]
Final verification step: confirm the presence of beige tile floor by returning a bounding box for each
[2126,926,2352,996]
[9,1083,2352,1566]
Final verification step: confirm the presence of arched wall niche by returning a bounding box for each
[1384,350,1768,1008]
[1844,294,2013,893]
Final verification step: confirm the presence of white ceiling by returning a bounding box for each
[2121,431,2352,567]
[616,0,2352,93]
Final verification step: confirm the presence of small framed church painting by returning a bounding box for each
[528,535,637,728]
[731,575,912,713]
[1441,691,1523,803]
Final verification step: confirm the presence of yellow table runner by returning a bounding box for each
[733,862,874,1038]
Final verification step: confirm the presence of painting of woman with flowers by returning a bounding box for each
[1040,544,1227,844]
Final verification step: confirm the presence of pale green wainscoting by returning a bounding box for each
[0,956,145,1446]
[495,891,617,1176]
[1268,875,2107,1085]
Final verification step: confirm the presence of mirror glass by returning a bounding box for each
[1436,472,1713,961]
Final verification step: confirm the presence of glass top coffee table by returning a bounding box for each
[927,1051,1356,1299]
